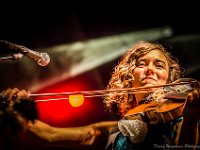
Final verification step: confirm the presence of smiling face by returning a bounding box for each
[104,41,181,116]
[132,49,169,101]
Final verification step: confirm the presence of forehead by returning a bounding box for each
[138,49,168,63]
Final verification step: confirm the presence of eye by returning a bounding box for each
[156,62,165,69]
[136,61,146,67]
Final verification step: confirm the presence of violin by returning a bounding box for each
[124,97,185,124]
[124,78,200,124]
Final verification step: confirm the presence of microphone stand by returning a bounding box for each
[0,53,23,62]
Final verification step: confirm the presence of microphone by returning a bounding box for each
[0,40,50,66]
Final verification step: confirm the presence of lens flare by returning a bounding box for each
[69,94,84,107]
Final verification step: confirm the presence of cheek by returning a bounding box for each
[158,70,169,83]
[133,68,144,79]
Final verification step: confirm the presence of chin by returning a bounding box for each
[142,81,157,86]
[143,84,155,87]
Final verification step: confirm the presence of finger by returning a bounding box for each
[83,136,96,145]
[0,88,11,98]
[186,92,193,104]
[192,89,200,99]
[1,88,19,101]
[80,126,101,145]
[82,130,98,145]
[186,89,200,107]
[87,129,101,144]
[7,88,20,100]
[16,90,29,101]
[95,129,101,136]
[0,90,5,98]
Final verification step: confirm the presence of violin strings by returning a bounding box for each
[31,80,198,102]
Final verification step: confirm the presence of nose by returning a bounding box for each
[145,63,154,74]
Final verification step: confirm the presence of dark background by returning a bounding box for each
[0,2,199,46]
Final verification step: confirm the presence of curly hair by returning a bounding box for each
[103,41,182,117]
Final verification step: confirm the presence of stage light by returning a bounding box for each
[69,94,84,107]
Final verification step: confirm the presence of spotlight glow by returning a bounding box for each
[69,94,84,107]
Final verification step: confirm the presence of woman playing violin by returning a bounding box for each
[0,40,200,150]
[104,40,200,149]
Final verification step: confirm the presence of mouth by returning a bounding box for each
[143,77,156,81]
[142,77,157,86]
